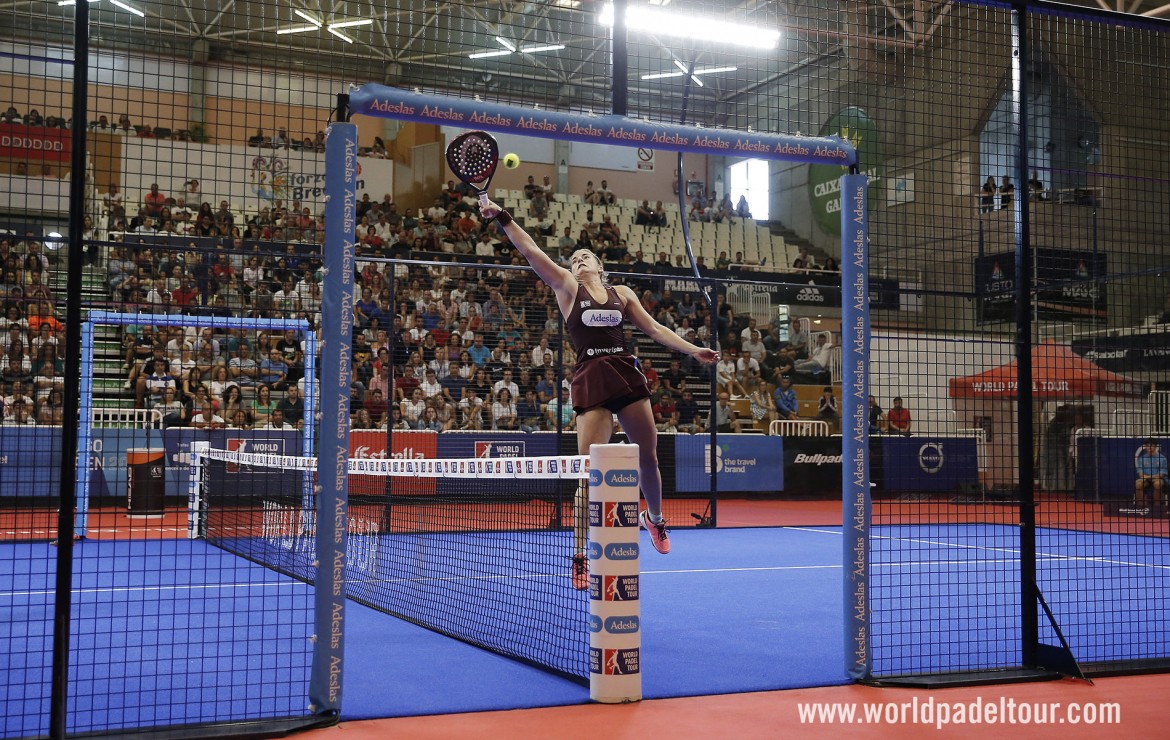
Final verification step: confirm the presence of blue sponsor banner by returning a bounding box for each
[1,428,302,500]
[880,436,979,492]
[349,84,856,167]
[674,434,784,493]
[163,429,303,500]
[1076,437,1169,499]
[436,432,558,497]
[0,427,63,498]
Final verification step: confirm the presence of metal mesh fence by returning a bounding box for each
[2,0,1170,734]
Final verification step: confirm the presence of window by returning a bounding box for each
[729,158,769,220]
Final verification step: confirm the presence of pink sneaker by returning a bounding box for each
[639,510,671,554]
[571,554,589,590]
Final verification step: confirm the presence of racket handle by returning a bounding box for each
[478,190,490,208]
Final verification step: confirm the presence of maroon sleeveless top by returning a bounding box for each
[566,284,629,362]
[565,284,649,412]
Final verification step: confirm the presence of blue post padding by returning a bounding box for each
[308,122,356,715]
[840,173,871,680]
[75,320,94,537]
[348,84,857,167]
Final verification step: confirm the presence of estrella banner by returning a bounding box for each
[351,430,437,496]
[674,435,783,492]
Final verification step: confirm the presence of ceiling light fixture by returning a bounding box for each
[468,49,513,59]
[327,27,354,43]
[495,36,517,51]
[641,64,737,81]
[276,24,320,35]
[329,19,373,30]
[599,3,780,49]
[108,0,144,17]
[294,9,322,27]
[520,44,566,53]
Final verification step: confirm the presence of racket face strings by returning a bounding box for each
[448,132,498,186]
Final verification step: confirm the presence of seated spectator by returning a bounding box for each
[868,395,887,434]
[773,376,799,420]
[595,180,616,205]
[38,387,64,425]
[154,387,186,428]
[23,108,43,126]
[887,396,912,435]
[190,402,225,429]
[523,175,542,199]
[735,195,751,219]
[1000,175,1015,208]
[517,389,543,432]
[713,392,742,433]
[491,388,518,430]
[90,115,112,131]
[259,347,289,390]
[260,407,295,431]
[816,386,839,428]
[794,334,832,378]
[278,384,305,428]
[583,180,600,206]
[2,397,35,426]
[1028,171,1046,201]
[545,386,576,430]
[249,384,278,427]
[1,106,20,124]
[115,114,134,134]
[980,176,998,213]
[143,183,167,218]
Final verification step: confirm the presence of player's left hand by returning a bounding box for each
[692,347,720,364]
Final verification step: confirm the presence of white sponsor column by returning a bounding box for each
[587,443,642,703]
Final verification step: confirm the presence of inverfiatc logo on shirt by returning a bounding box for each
[796,286,825,303]
[582,308,623,327]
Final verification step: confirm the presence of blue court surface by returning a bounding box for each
[1,523,1166,734]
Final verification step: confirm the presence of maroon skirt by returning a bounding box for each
[572,355,650,413]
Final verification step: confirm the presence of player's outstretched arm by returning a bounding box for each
[615,284,719,364]
[480,199,575,297]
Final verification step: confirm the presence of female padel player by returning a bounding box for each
[481,199,719,589]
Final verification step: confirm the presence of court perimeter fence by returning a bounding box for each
[2,0,1170,737]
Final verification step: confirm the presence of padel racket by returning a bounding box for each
[445,130,500,208]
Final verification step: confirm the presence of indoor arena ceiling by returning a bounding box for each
[1,0,1167,111]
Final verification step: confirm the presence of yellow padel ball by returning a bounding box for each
[503,152,521,169]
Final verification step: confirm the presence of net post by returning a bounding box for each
[306,120,358,717]
[841,173,871,681]
[187,441,208,539]
[587,443,642,703]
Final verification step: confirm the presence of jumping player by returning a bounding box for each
[481,199,719,589]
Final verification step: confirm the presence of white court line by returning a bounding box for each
[789,526,1170,571]
[0,581,308,599]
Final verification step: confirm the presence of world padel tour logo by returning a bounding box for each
[590,647,641,675]
[475,441,525,457]
[590,574,640,601]
[588,501,640,527]
[225,438,286,472]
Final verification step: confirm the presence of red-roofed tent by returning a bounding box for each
[948,341,1144,400]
